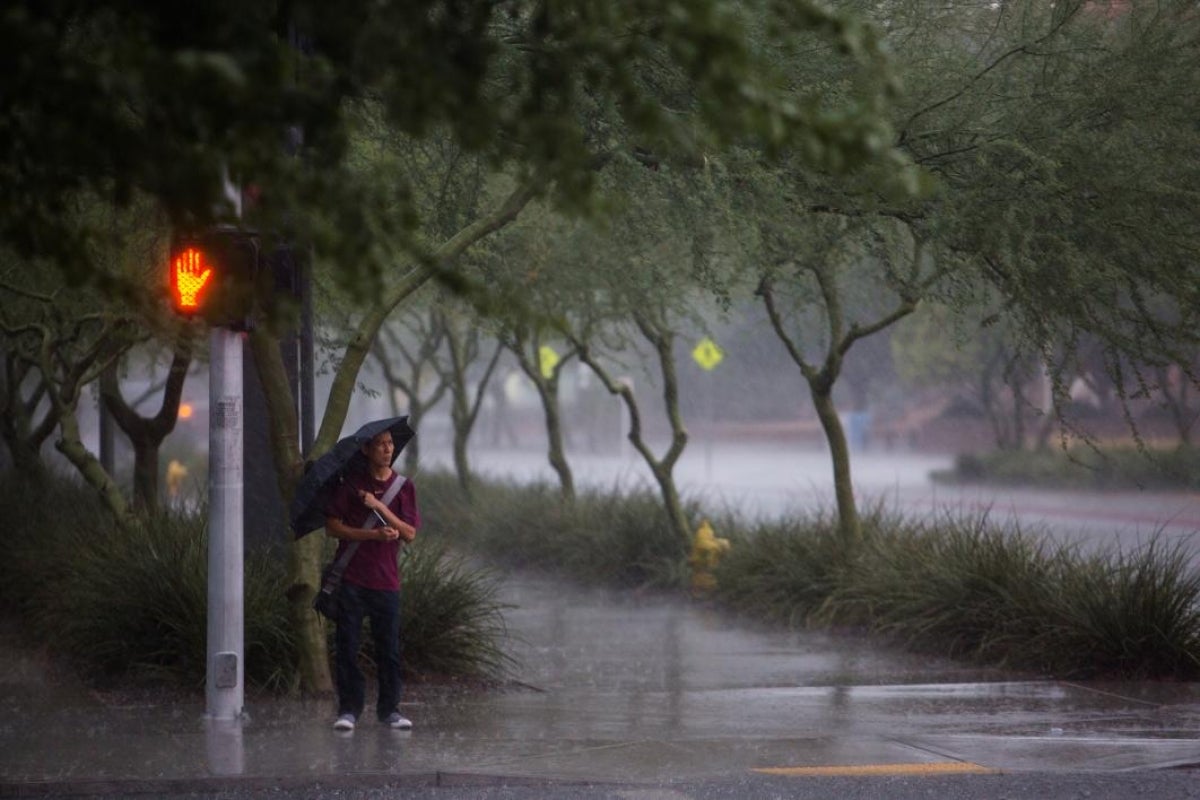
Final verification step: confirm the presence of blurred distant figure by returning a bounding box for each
[166,459,188,501]
[487,371,520,447]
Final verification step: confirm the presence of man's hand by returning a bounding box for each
[378,526,400,541]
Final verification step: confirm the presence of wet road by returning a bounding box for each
[491,575,1200,778]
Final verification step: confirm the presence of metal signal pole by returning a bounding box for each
[207,326,245,720]
[206,176,246,721]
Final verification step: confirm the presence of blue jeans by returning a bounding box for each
[334,583,403,721]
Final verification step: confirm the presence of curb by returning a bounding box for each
[0,771,623,798]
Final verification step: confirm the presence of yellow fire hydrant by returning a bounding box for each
[688,519,730,592]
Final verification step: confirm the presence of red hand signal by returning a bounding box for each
[172,247,213,310]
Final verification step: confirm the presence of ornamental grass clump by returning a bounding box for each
[397,539,515,681]
[420,470,690,588]
[0,473,295,690]
[938,446,1200,491]
[55,508,296,690]
[711,504,1200,679]
[711,512,849,627]
[1040,538,1200,679]
[840,514,1063,666]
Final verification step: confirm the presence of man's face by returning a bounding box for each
[363,432,394,469]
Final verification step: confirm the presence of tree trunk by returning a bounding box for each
[1010,368,1030,451]
[452,418,472,493]
[100,341,193,512]
[248,329,333,695]
[537,382,575,502]
[287,534,332,694]
[0,358,55,475]
[131,439,158,509]
[575,315,691,551]
[401,385,443,475]
[56,407,131,526]
[981,370,1006,448]
[511,335,576,502]
[651,462,690,551]
[1,421,46,476]
[1159,365,1196,447]
[372,319,448,478]
[811,386,860,547]
[443,330,502,496]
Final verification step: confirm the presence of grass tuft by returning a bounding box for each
[420,471,691,589]
[398,539,515,681]
[714,507,1200,679]
[1044,538,1200,679]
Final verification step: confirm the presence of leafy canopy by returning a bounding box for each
[2,0,904,296]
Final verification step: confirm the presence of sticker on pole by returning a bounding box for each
[539,345,560,379]
[692,337,724,371]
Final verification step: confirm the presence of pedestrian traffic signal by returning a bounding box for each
[170,245,214,313]
[168,227,260,329]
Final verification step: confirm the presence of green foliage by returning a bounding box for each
[397,539,515,681]
[835,516,1062,665]
[891,303,982,390]
[0,471,515,690]
[714,510,1200,679]
[938,446,1200,491]
[707,512,849,627]
[3,0,903,297]
[420,470,691,588]
[904,0,1200,385]
[1049,540,1200,679]
[0,472,295,690]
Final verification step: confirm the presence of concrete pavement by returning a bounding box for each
[2,573,1198,797]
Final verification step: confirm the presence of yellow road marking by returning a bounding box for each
[754,762,997,777]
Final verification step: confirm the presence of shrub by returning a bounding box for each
[0,473,296,690]
[1042,539,1200,679]
[936,446,1200,491]
[397,540,514,681]
[840,515,1063,666]
[712,505,1200,679]
[711,512,849,627]
[0,471,515,691]
[421,470,691,589]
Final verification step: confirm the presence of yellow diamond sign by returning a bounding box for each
[692,337,724,371]
[539,345,560,379]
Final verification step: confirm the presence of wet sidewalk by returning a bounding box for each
[2,573,1199,796]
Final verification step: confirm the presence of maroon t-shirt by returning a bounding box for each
[325,471,419,591]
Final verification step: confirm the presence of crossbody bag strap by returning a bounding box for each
[324,473,408,585]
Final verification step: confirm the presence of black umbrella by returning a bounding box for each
[289,416,415,538]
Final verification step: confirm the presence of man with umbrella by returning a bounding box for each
[320,421,419,732]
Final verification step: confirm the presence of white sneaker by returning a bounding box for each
[384,712,412,730]
[333,713,356,731]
